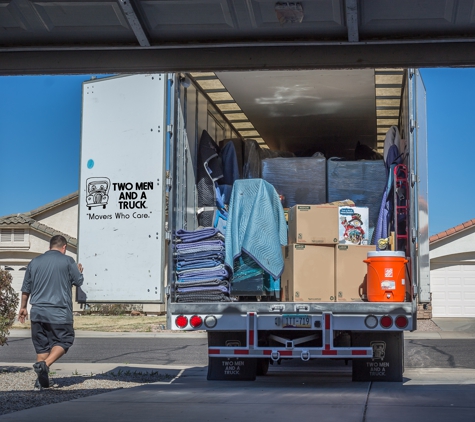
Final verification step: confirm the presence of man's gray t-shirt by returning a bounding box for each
[21,250,84,324]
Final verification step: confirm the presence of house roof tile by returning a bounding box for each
[0,214,33,225]
[29,192,78,217]
[429,218,475,244]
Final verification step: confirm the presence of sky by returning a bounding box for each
[0,69,474,236]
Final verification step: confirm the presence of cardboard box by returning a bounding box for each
[338,206,369,245]
[335,245,376,302]
[288,205,339,245]
[281,244,335,302]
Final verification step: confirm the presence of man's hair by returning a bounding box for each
[50,235,67,249]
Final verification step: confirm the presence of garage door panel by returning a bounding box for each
[431,276,446,285]
[448,277,462,285]
[463,277,475,285]
[448,307,463,315]
[431,263,475,317]
[432,291,447,304]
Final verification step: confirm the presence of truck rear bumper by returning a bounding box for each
[208,313,375,360]
[169,301,416,334]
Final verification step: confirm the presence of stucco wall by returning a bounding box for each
[28,230,77,259]
[34,200,78,238]
[430,229,475,262]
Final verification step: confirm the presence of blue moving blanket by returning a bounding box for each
[225,179,288,279]
[175,228,221,243]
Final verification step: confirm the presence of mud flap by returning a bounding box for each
[351,331,404,382]
[207,331,257,381]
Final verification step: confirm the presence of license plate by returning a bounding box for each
[282,314,311,328]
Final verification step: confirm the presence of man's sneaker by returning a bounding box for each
[33,361,50,388]
[34,378,54,390]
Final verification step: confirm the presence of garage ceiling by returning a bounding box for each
[2,0,475,74]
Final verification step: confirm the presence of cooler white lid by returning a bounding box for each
[367,251,406,258]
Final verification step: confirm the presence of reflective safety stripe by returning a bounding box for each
[209,347,371,357]
[248,312,255,347]
[323,313,332,350]
[208,312,372,358]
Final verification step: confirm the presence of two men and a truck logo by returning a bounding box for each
[86,177,110,210]
[85,177,156,219]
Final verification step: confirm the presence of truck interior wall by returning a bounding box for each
[414,70,430,303]
[399,70,418,307]
[399,73,410,159]
[176,76,239,233]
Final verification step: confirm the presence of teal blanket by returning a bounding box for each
[225,179,288,279]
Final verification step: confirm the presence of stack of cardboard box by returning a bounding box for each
[281,205,376,302]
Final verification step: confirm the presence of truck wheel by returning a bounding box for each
[256,358,270,376]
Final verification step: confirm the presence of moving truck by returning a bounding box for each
[78,68,429,382]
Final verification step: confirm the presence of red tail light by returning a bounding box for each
[380,315,393,328]
[190,315,203,328]
[395,315,408,329]
[175,315,188,329]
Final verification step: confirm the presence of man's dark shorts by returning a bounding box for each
[31,321,75,354]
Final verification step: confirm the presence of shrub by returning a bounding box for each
[82,303,143,316]
[0,268,19,346]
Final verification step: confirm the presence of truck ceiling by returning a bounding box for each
[2,0,475,74]
[191,69,404,156]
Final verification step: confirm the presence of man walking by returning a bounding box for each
[18,235,84,389]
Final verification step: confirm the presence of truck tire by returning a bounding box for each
[256,358,270,376]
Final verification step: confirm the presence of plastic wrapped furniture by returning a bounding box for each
[327,158,386,236]
[243,139,294,179]
[262,156,326,208]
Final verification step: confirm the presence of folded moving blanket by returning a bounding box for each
[176,285,229,294]
[175,240,224,250]
[174,251,225,261]
[177,263,227,275]
[174,245,225,255]
[176,259,224,271]
[176,279,229,287]
[175,228,223,243]
[176,293,231,303]
[178,268,229,282]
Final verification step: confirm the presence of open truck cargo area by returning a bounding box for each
[78,68,428,382]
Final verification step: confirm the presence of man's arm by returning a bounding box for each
[18,292,29,323]
[69,259,84,287]
[18,265,32,323]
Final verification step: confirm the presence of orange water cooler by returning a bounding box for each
[364,251,407,302]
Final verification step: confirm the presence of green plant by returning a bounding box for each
[0,268,19,346]
[83,303,144,316]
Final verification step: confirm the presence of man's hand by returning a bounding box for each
[77,263,84,273]
[18,308,28,324]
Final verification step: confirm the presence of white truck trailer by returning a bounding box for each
[78,68,428,382]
